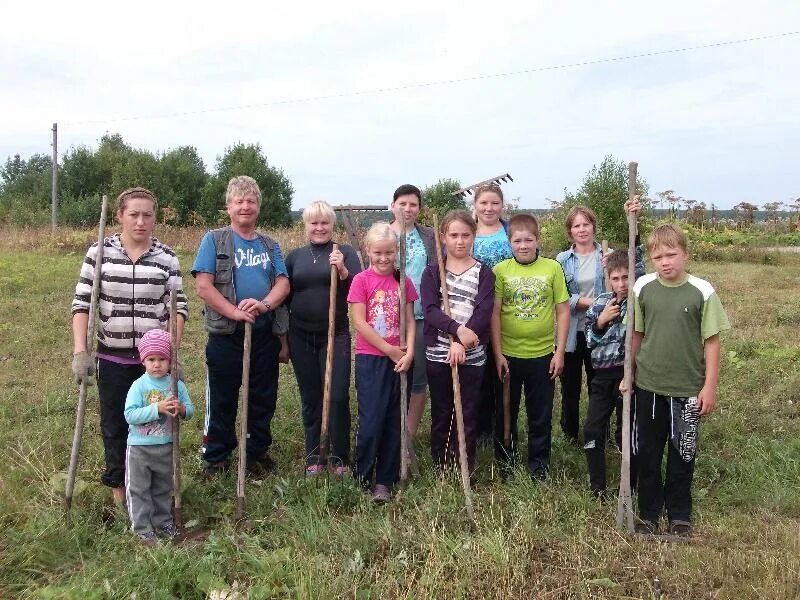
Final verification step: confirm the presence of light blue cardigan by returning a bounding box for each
[556,242,644,353]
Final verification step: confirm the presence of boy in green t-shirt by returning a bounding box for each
[490,214,570,478]
[624,224,730,537]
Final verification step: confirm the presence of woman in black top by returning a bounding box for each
[285,201,361,475]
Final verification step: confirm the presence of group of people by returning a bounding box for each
[71,176,729,544]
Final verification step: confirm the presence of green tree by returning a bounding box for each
[61,146,104,199]
[0,153,53,207]
[158,146,208,224]
[93,134,133,197]
[554,155,649,251]
[419,178,465,223]
[201,143,293,227]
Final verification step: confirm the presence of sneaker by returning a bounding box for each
[203,460,230,479]
[329,464,348,476]
[305,464,324,477]
[669,520,692,537]
[156,522,178,539]
[634,520,660,536]
[371,484,391,503]
[137,531,159,547]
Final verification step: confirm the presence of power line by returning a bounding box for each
[65,30,799,127]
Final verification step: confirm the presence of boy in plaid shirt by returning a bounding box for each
[583,250,632,497]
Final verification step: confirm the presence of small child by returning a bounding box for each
[347,223,416,502]
[583,249,632,496]
[625,224,730,536]
[490,213,569,479]
[124,328,194,544]
[421,210,495,476]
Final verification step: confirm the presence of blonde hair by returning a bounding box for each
[647,223,688,254]
[363,221,398,249]
[116,187,157,214]
[225,176,262,206]
[302,200,336,226]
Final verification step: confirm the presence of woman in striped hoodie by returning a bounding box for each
[71,187,188,507]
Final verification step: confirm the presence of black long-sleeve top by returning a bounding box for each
[285,241,361,334]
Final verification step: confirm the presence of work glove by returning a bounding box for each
[72,351,95,386]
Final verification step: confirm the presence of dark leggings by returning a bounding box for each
[560,331,595,440]
[97,359,145,487]
[289,327,352,465]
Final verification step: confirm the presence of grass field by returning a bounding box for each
[0,239,799,599]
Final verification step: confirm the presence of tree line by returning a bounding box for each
[0,135,294,227]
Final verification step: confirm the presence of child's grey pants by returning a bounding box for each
[125,444,173,535]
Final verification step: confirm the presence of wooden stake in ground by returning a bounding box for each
[64,194,108,512]
[502,371,511,448]
[616,162,638,533]
[398,214,410,485]
[319,244,338,469]
[169,289,183,529]
[235,322,252,521]
[601,239,611,290]
[432,214,475,522]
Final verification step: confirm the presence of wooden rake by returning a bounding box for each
[64,194,108,513]
[432,214,475,522]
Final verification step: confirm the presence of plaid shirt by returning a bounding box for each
[585,292,627,370]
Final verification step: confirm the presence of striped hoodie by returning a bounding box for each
[71,234,188,360]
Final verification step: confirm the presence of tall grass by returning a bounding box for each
[0,247,798,598]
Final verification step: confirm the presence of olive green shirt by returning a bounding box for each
[632,273,730,396]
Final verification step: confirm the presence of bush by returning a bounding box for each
[0,196,50,226]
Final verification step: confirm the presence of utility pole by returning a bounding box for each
[51,122,58,230]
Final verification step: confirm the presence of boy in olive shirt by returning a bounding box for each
[625,224,730,536]
[491,214,570,478]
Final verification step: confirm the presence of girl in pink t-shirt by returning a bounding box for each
[347,222,417,502]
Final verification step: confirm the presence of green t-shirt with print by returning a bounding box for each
[494,257,570,359]
[633,273,730,396]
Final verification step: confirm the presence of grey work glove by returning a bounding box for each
[72,351,95,385]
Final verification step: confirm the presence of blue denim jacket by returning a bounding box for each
[556,242,644,353]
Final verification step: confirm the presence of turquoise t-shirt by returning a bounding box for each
[474,227,512,270]
[494,257,570,359]
[403,227,428,320]
[192,230,288,329]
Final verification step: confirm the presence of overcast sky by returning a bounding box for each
[2,1,798,209]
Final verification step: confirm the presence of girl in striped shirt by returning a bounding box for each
[420,211,495,476]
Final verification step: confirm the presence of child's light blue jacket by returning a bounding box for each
[124,373,194,446]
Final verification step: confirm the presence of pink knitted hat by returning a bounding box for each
[138,329,172,363]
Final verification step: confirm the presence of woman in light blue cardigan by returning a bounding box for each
[555,201,643,443]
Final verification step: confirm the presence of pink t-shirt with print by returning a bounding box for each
[347,268,418,356]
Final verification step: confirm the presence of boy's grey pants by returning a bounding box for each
[125,444,173,535]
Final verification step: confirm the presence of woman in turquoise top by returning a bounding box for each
[471,183,512,442]
[389,184,436,441]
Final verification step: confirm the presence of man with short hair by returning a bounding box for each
[192,176,290,477]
